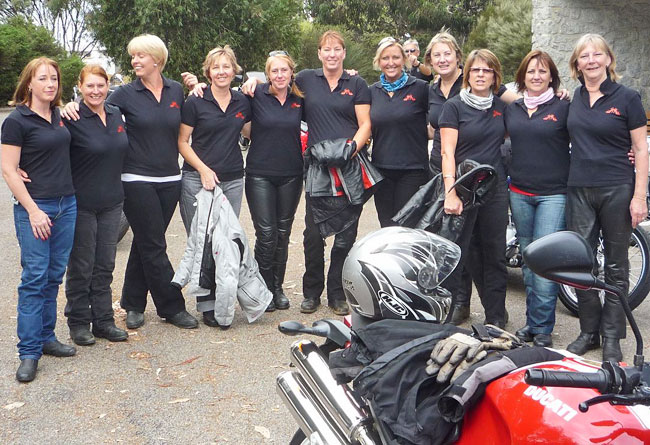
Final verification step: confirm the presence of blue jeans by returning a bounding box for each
[510,191,566,334]
[14,195,76,359]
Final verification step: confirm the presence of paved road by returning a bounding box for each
[0,108,648,444]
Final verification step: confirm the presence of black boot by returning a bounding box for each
[602,337,623,362]
[259,266,276,312]
[567,332,600,355]
[16,359,38,383]
[272,262,290,310]
[449,304,470,325]
[300,298,320,313]
[70,325,96,346]
[515,325,533,342]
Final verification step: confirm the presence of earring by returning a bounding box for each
[153,63,158,67]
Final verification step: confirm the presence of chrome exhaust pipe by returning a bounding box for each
[290,340,376,445]
[276,370,350,444]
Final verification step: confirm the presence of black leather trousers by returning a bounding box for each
[566,184,633,339]
[245,174,303,293]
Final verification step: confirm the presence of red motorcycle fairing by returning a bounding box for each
[457,357,650,445]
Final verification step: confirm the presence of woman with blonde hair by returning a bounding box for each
[564,34,648,361]
[64,34,198,330]
[2,57,77,382]
[369,37,430,227]
[177,45,251,325]
[243,51,304,311]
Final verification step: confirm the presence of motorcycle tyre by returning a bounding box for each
[558,226,650,316]
[117,211,130,242]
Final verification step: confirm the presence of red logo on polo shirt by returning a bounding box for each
[235,112,245,120]
[492,110,502,118]
[605,107,621,116]
[169,101,180,109]
[341,88,354,96]
[543,114,558,122]
[291,102,301,108]
[117,125,125,133]
[59,120,64,127]
[403,94,416,102]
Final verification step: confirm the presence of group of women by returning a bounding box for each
[1,27,646,383]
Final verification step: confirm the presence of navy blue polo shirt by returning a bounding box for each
[295,69,371,146]
[369,76,430,170]
[409,65,433,82]
[428,72,507,170]
[106,76,184,178]
[65,102,128,210]
[567,78,646,187]
[505,96,570,195]
[1,105,74,199]
[246,83,303,177]
[181,87,251,181]
[438,94,507,173]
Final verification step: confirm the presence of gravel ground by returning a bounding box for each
[1,110,649,444]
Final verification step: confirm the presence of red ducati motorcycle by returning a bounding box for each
[276,229,650,445]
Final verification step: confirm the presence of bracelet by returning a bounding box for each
[443,174,455,179]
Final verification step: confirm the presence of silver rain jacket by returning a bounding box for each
[172,188,272,326]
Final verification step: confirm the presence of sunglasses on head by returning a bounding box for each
[378,36,396,47]
[269,50,289,57]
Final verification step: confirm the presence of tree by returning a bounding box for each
[0,16,83,104]
[464,0,532,82]
[306,0,491,43]
[0,0,98,57]
[90,0,304,81]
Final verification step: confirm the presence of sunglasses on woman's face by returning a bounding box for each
[404,49,417,54]
[469,67,495,74]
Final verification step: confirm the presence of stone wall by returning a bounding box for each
[532,0,650,108]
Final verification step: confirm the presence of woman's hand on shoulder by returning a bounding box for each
[556,88,570,100]
[61,102,80,121]
[241,78,262,96]
[182,72,207,98]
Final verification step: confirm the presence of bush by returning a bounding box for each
[0,17,85,105]
[464,0,532,83]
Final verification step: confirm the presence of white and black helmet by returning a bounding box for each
[342,227,460,322]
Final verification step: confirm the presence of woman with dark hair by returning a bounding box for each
[369,37,429,227]
[565,34,647,362]
[64,34,198,330]
[506,50,570,347]
[439,49,509,328]
[1,57,77,382]
[64,64,129,346]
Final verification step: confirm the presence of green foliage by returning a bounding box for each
[464,0,532,82]
[0,16,83,105]
[90,0,304,82]
[306,0,491,44]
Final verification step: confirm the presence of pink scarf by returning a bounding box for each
[523,88,554,109]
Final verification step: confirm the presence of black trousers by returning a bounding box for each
[120,181,186,318]
[446,179,509,324]
[65,203,122,328]
[302,195,359,303]
[374,168,429,228]
[245,174,303,292]
[566,184,632,339]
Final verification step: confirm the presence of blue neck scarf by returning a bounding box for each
[380,72,408,92]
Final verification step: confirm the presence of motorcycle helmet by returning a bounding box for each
[342,227,460,322]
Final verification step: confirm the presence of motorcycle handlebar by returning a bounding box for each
[525,368,611,393]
